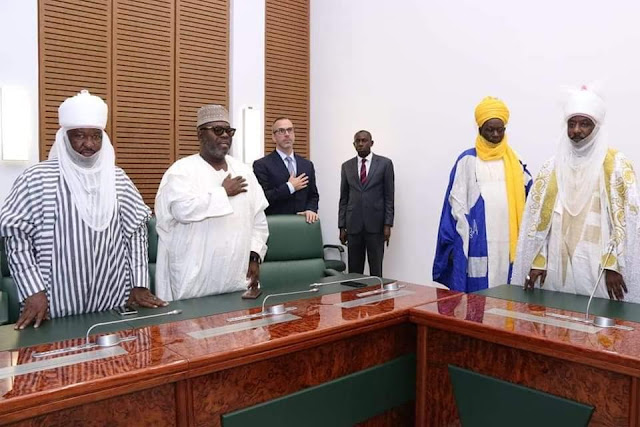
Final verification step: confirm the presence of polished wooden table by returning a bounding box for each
[411,286,640,426]
[0,281,456,426]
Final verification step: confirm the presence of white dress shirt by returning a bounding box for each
[358,152,373,179]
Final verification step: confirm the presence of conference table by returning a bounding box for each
[0,275,458,426]
[411,285,640,426]
[2,278,640,426]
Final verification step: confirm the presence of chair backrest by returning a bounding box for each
[147,216,158,263]
[260,215,327,291]
[0,218,160,324]
[0,238,20,324]
[0,216,324,322]
[147,217,158,294]
[0,238,9,278]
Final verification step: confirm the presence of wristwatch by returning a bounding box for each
[249,252,262,264]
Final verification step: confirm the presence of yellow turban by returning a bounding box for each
[473,96,524,264]
[474,96,510,128]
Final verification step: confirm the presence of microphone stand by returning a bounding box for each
[33,309,182,358]
[226,288,319,322]
[584,242,616,327]
[547,241,632,330]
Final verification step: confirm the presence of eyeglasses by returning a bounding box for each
[200,126,236,136]
[273,127,294,135]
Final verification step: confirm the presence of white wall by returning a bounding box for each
[0,0,264,203]
[310,0,640,284]
[229,0,265,164]
[0,0,39,203]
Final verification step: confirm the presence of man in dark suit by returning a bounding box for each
[338,130,394,276]
[253,117,320,223]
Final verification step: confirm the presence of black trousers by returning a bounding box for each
[347,232,385,277]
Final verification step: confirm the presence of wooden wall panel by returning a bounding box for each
[40,0,230,208]
[175,0,229,159]
[112,0,175,206]
[264,0,310,157]
[39,0,112,159]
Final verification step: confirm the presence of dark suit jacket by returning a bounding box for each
[338,154,394,234]
[253,150,319,215]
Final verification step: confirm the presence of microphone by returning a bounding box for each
[546,241,633,330]
[584,242,616,327]
[309,276,402,298]
[84,309,182,343]
[32,309,182,358]
[227,288,319,322]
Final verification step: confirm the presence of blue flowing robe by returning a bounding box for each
[433,149,532,292]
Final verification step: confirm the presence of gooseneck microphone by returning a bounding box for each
[584,242,616,327]
[227,288,319,322]
[32,309,182,358]
[547,241,633,331]
[84,309,182,344]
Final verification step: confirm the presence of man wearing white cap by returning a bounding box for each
[0,90,167,329]
[514,84,640,302]
[155,104,269,301]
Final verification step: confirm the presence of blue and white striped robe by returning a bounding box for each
[0,160,151,318]
[433,148,532,292]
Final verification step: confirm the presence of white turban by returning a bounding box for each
[58,89,108,130]
[49,90,116,231]
[556,83,609,216]
[564,84,606,124]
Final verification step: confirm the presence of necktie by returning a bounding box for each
[285,156,295,175]
[360,158,367,184]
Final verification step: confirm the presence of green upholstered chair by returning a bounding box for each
[260,215,341,292]
[147,216,158,294]
[0,218,160,325]
[323,244,346,273]
[0,216,335,323]
[0,239,18,324]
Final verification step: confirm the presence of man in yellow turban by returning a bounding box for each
[433,97,531,292]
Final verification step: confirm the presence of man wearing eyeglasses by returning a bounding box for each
[253,117,320,223]
[154,104,269,301]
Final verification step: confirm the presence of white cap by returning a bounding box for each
[564,84,606,124]
[58,89,108,129]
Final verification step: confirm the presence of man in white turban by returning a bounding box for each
[0,90,167,329]
[514,84,640,302]
[154,104,269,301]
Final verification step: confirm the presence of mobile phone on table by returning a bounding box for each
[241,288,262,299]
[114,306,138,316]
[342,281,367,288]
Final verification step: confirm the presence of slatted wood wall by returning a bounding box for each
[176,0,229,158]
[112,0,175,206]
[264,0,310,157]
[39,0,229,206]
[38,0,112,159]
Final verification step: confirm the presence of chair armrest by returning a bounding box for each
[0,291,7,326]
[324,268,342,276]
[323,244,345,253]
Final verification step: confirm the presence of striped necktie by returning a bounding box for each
[360,158,367,184]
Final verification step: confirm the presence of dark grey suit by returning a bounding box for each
[338,154,394,276]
